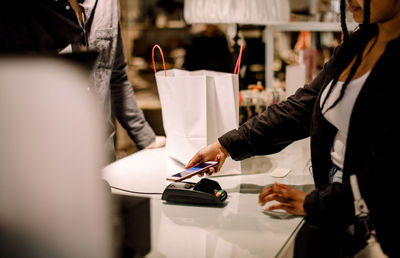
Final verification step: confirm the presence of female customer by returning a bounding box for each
[186,0,400,256]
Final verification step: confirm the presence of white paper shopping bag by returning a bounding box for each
[152,45,243,175]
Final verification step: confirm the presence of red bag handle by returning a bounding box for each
[152,44,166,77]
[152,43,243,76]
[234,44,244,75]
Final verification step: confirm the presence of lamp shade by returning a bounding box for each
[184,0,290,25]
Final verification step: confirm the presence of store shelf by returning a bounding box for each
[264,22,359,88]
[265,21,358,32]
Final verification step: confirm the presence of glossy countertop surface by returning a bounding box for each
[102,138,314,258]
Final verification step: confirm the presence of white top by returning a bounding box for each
[320,72,370,169]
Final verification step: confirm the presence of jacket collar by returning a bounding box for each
[81,0,97,21]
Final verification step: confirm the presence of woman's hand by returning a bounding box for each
[185,141,230,176]
[259,182,307,216]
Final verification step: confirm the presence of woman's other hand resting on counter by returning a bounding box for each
[259,182,307,216]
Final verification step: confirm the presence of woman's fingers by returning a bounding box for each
[259,183,287,201]
[272,182,299,201]
[259,186,288,205]
[260,193,287,206]
[275,182,291,190]
[215,154,226,172]
[185,153,203,169]
[204,154,223,176]
[185,142,220,169]
[266,203,291,212]
[186,141,231,179]
[259,183,297,205]
[259,186,274,203]
[207,167,215,176]
[261,183,307,215]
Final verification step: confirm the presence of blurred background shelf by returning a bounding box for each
[265,21,358,31]
[264,22,358,88]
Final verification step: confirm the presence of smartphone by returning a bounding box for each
[166,161,218,182]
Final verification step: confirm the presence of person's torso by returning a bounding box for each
[1,0,122,159]
[310,33,400,188]
[2,0,120,94]
[320,71,370,169]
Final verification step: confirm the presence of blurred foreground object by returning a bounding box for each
[0,57,112,258]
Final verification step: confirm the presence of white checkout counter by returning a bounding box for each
[102,138,314,258]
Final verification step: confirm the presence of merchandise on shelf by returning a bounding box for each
[239,81,285,125]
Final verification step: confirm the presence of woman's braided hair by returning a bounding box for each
[321,0,377,113]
